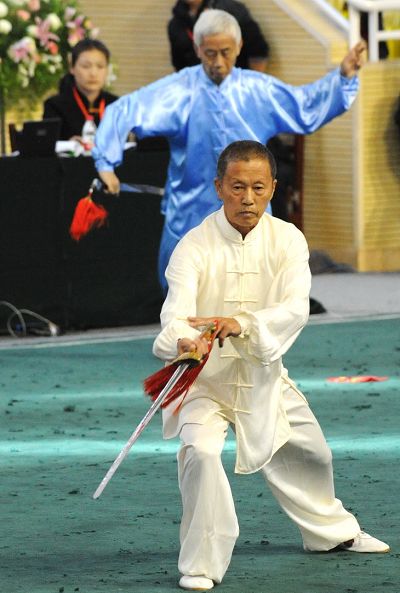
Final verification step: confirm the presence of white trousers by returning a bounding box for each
[177,384,360,583]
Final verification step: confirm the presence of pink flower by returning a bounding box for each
[28,0,40,10]
[16,9,31,21]
[67,15,86,46]
[8,37,36,63]
[64,7,76,21]
[33,16,59,48]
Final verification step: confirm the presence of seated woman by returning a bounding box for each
[43,39,118,142]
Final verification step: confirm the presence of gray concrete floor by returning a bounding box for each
[310,272,400,323]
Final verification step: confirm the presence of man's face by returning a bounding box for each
[215,158,276,237]
[196,33,242,85]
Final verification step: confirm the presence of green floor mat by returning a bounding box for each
[1,318,399,592]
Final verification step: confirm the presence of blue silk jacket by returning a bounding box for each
[93,65,358,240]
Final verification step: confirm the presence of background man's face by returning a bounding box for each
[196,33,242,84]
[215,158,276,237]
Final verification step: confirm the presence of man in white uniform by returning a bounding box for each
[152,141,389,591]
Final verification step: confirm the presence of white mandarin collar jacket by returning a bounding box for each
[153,208,311,473]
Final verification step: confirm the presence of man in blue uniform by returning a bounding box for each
[93,9,365,293]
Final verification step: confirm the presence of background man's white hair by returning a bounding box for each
[193,9,242,47]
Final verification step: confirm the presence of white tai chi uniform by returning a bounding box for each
[153,208,360,582]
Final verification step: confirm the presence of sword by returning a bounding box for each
[91,178,164,197]
[92,361,189,500]
[92,322,216,499]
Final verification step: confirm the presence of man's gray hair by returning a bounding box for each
[193,9,242,47]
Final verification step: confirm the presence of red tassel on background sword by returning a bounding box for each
[143,322,218,412]
[69,180,108,241]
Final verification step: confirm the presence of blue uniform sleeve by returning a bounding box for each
[92,71,190,171]
[249,67,359,136]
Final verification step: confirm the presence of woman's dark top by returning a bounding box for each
[43,84,118,140]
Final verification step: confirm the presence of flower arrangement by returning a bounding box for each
[0,0,99,106]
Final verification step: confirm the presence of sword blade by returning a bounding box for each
[90,178,164,197]
[119,182,164,196]
[92,363,188,499]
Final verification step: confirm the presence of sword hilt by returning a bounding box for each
[171,321,218,366]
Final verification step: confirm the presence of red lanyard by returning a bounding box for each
[73,86,106,121]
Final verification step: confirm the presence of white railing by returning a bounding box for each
[309,0,400,61]
[308,0,350,33]
[347,0,400,61]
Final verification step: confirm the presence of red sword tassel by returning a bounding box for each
[143,322,218,413]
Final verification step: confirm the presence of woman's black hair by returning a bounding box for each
[70,38,111,66]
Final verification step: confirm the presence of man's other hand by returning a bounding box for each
[188,316,241,348]
[340,40,367,78]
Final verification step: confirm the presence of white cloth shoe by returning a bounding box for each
[179,575,214,590]
[339,531,390,553]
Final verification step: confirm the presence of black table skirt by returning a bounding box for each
[0,148,169,331]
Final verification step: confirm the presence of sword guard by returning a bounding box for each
[171,350,203,366]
